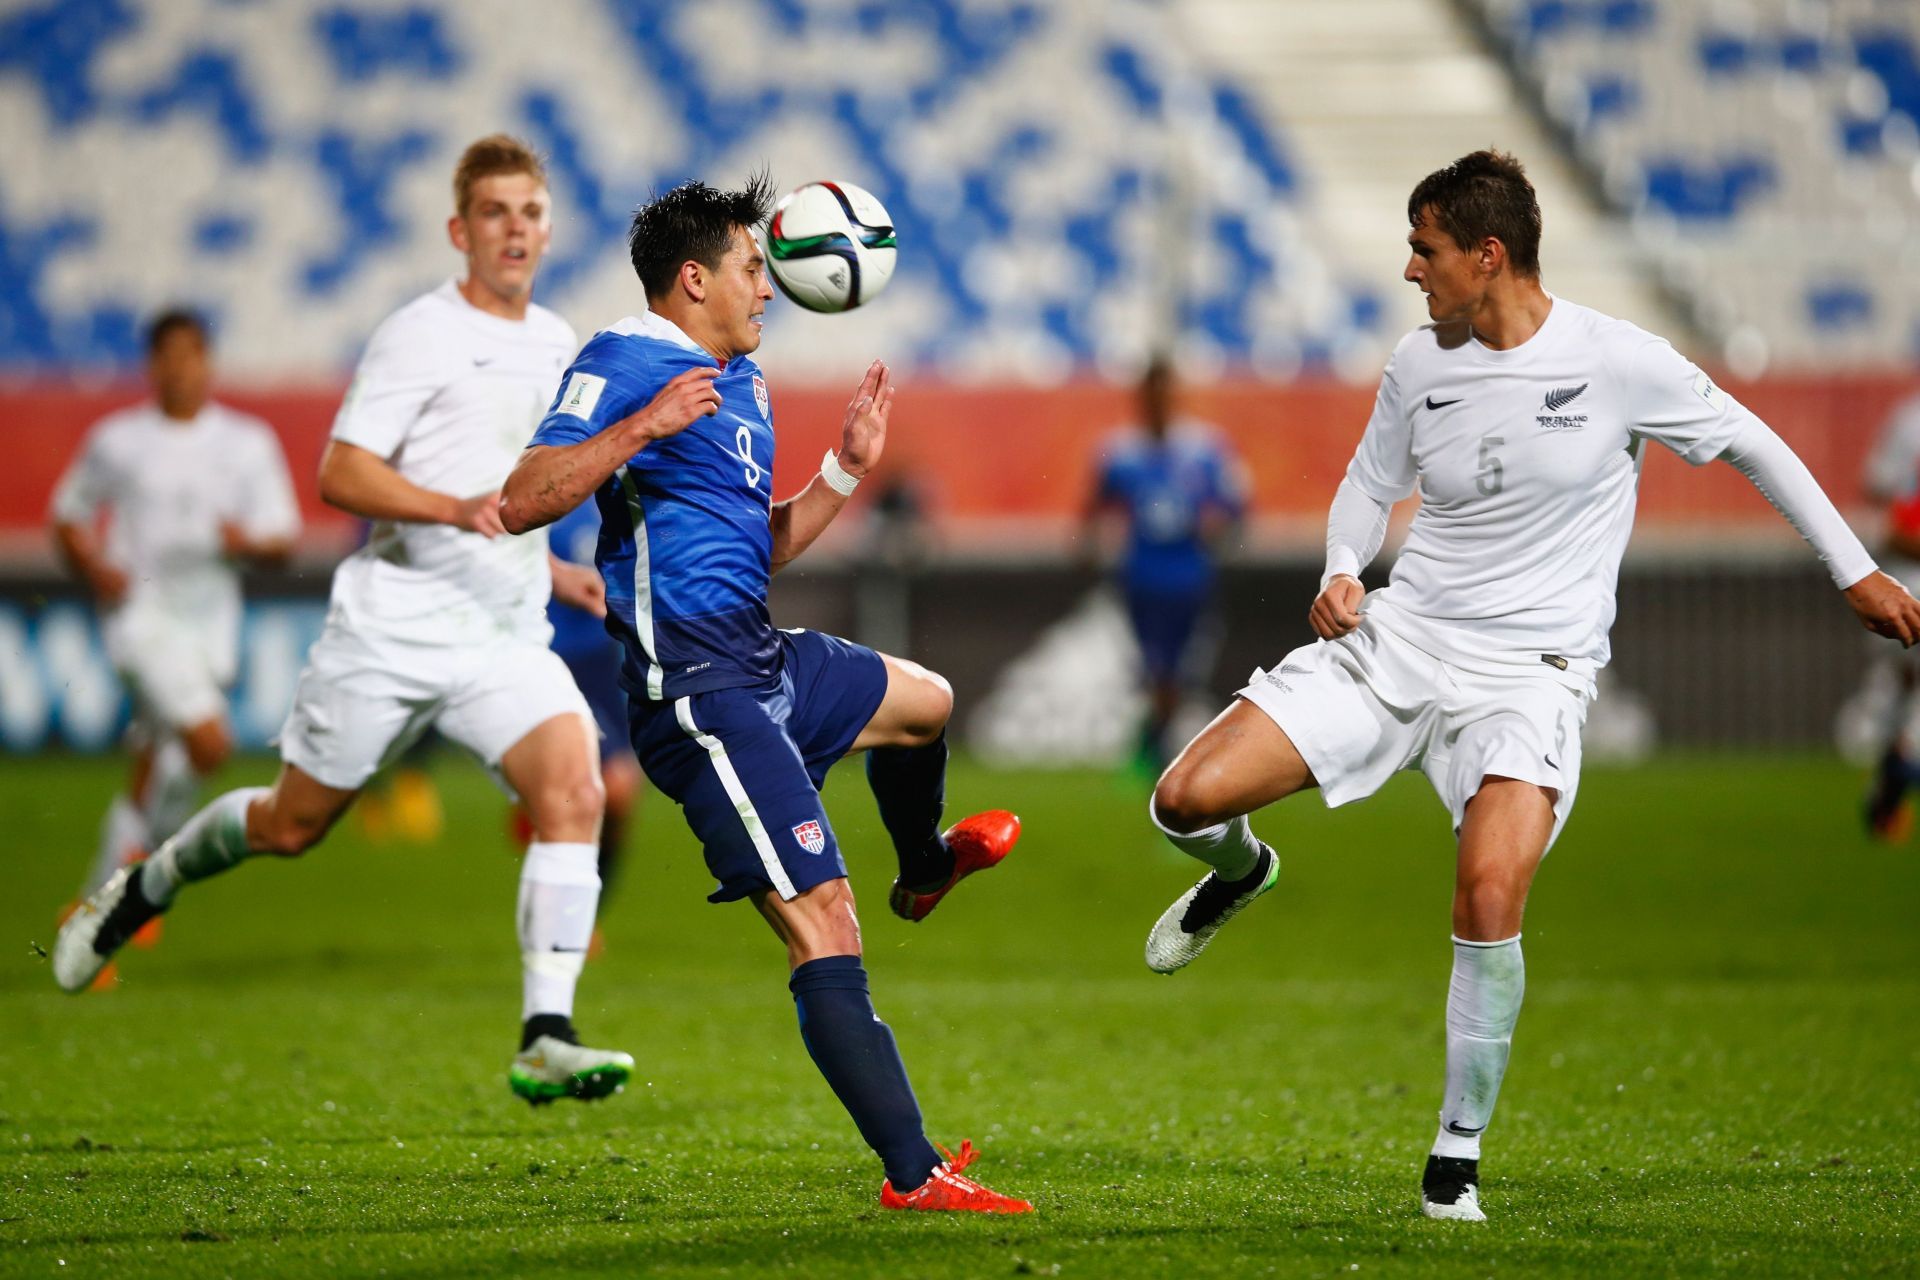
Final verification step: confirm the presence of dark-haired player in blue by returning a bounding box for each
[500,176,1031,1214]
[1085,356,1248,770]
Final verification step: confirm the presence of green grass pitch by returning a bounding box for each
[2,752,1916,1278]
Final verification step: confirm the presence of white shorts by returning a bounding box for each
[1237,615,1591,849]
[279,623,594,793]
[105,607,235,732]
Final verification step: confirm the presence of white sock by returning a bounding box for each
[1148,800,1267,882]
[519,842,601,1022]
[1432,934,1525,1161]
[140,787,268,908]
[141,736,203,848]
[86,795,150,895]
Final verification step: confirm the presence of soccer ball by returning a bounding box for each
[765,181,897,313]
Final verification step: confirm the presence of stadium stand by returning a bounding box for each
[1471,0,1920,371]
[0,0,1377,382]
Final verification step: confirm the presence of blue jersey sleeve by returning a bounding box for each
[528,333,659,449]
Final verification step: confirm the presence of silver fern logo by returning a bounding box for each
[1543,383,1588,411]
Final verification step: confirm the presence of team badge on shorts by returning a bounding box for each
[791,819,826,854]
[752,374,770,421]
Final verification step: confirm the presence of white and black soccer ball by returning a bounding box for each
[765,181,897,314]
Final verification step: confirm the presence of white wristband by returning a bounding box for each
[820,449,860,497]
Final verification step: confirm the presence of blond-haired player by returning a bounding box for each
[56,136,631,1106]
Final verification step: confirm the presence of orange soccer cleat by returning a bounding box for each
[879,1141,1033,1214]
[888,810,1021,923]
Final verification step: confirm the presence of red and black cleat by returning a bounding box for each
[879,1140,1033,1214]
[888,810,1020,923]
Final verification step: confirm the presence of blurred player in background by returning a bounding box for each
[1083,356,1247,771]
[54,136,632,1106]
[1140,151,1920,1222]
[1857,387,1920,838]
[525,497,646,911]
[501,177,1031,1214]
[51,309,299,946]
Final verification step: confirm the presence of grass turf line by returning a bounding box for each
[1,753,1916,1277]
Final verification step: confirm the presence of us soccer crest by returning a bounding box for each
[752,373,769,421]
[791,819,826,855]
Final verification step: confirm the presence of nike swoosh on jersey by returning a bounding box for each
[1425,396,1462,410]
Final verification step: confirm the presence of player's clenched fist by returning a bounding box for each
[624,366,722,445]
[1309,573,1365,640]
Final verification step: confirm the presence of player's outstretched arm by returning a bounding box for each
[1715,420,1918,644]
[501,367,720,534]
[770,360,893,572]
[319,440,505,536]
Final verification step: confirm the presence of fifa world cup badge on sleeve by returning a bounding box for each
[559,372,607,420]
[792,820,827,855]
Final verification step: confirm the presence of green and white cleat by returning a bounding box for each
[53,865,165,993]
[1144,845,1278,974]
[509,1035,634,1106]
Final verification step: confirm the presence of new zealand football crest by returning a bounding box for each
[752,373,769,421]
[791,819,826,855]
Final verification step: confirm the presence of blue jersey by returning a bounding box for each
[529,313,776,701]
[545,499,614,658]
[1094,423,1248,596]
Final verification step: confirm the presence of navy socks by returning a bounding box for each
[866,734,954,891]
[789,955,942,1190]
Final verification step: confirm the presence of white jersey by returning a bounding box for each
[327,279,577,648]
[1338,296,1820,676]
[51,399,299,659]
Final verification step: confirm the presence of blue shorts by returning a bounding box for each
[627,629,888,904]
[1125,585,1213,682]
[558,640,630,757]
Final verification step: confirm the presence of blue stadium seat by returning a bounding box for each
[1807,282,1874,332]
[314,6,462,83]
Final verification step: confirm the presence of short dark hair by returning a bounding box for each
[628,173,777,301]
[146,308,209,354]
[1407,150,1541,277]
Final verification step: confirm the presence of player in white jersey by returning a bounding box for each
[54,136,635,1106]
[51,310,299,928]
[1139,152,1920,1222]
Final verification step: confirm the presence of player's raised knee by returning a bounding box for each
[894,667,953,745]
[256,808,326,859]
[1151,767,1225,835]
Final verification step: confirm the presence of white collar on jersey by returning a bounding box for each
[605,310,714,359]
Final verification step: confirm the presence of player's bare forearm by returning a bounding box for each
[52,520,124,600]
[769,478,851,573]
[221,522,294,567]
[503,437,632,534]
[502,366,724,535]
[318,441,464,526]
